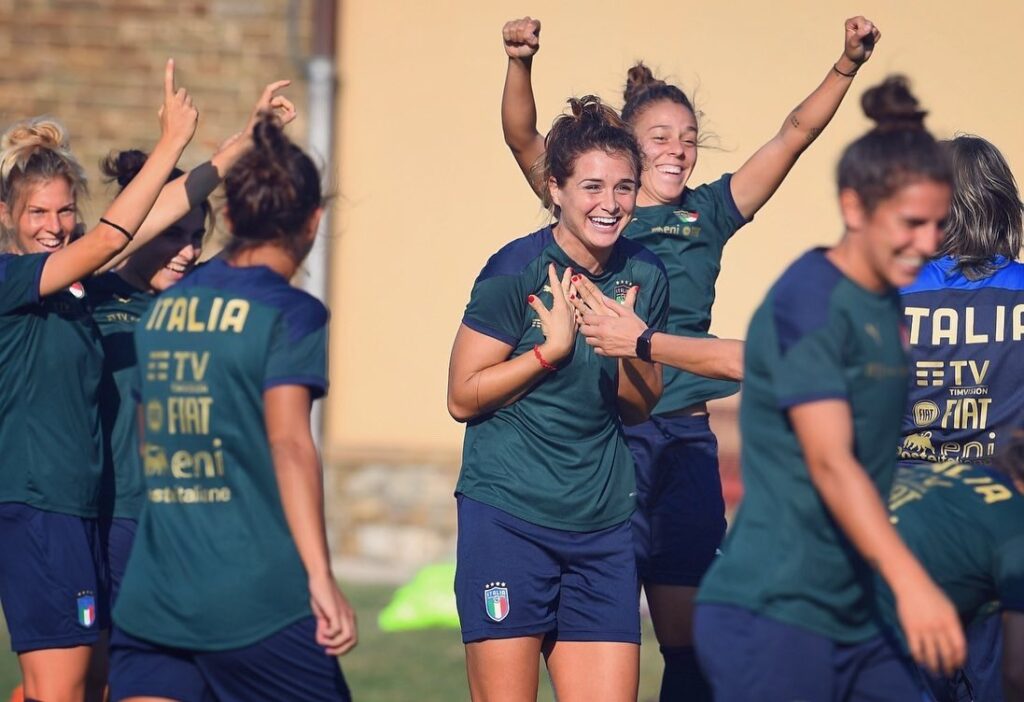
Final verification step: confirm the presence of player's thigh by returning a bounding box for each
[465,634,545,702]
[545,640,639,702]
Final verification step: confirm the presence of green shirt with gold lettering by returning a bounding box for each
[87,272,153,520]
[0,253,105,517]
[887,461,1024,619]
[114,258,329,650]
[698,249,909,642]
[624,174,748,413]
[456,227,670,531]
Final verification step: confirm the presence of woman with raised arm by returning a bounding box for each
[695,76,964,701]
[448,96,668,702]
[500,15,880,700]
[83,82,297,697]
[0,59,197,702]
[109,113,355,702]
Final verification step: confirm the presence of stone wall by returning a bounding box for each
[0,0,312,220]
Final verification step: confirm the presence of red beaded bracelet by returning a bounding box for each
[533,344,557,371]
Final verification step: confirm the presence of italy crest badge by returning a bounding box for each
[484,582,510,622]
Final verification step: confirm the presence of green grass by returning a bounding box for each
[1,583,666,701]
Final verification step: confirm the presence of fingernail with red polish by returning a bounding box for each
[527,295,535,303]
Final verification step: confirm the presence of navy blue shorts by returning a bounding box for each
[924,610,1002,702]
[695,604,930,702]
[108,616,350,702]
[624,414,726,586]
[100,517,137,605]
[454,494,640,645]
[0,502,108,652]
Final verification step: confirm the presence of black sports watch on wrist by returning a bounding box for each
[635,327,658,362]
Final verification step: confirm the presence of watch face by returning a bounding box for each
[636,331,653,362]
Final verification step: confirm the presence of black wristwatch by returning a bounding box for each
[635,327,658,362]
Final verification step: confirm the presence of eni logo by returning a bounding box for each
[902,432,936,457]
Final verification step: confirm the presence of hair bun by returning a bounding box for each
[101,149,148,188]
[624,62,665,105]
[0,118,67,153]
[861,75,927,132]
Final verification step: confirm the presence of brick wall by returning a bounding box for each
[0,0,312,221]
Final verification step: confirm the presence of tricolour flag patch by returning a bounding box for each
[484,582,509,622]
[77,594,96,628]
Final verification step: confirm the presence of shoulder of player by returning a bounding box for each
[475,227,555,284]
[768,249,849,351]
[614,237,668,282]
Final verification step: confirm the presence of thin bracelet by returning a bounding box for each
[533,344,557,372]
[832,62,858,79]
[99,217,134,242]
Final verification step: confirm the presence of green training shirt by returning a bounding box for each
[87,272,153,520]
[114,258,329,650]
[698,249,909,642]
[624,174,748,413]
[0,253,104,517]
[456,226,670,531]
[887,461,1024,619]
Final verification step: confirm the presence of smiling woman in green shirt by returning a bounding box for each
[0,61,197,702]
[449,96,668,702]
[695,76,965,701]
[499,16,881,700]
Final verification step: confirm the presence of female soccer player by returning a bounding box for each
[448,96,669,702]
[0,61,197,702]
[897,135,1024,466]
[695,76,965,701]
[90,80,296,605]
[500,15,880,700]
[885,447,1024,702]
[110,113,355,702]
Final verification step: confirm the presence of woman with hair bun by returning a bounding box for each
[500,16,881,701]
[694,76,964,700]
[90,81,296,607]
[447,95,669,701]
[82,83,296,697]
[109,113,355,702]
[0,60,197,702]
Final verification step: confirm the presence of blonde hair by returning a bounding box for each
[0,117,87,249]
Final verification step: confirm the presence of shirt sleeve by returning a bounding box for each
[0,253,47,315]
[264,302,329,399]
[462,272,525,348]
[772,309,849,410]
[995,533,1024,612]
[704,173,749,243]
[637,267,670,332]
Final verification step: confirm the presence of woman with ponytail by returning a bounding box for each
[694,76,964,700]
[447,95,669,701]
[0,60,197,702]
[109,113,355,702]
[500,17,881,700]
[89,81,296,608]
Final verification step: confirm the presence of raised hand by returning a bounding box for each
[527,263,577,363]
[502,16,541,59]
[245,80,297,134]
[158,58,199,149]
[843,16,881,66]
